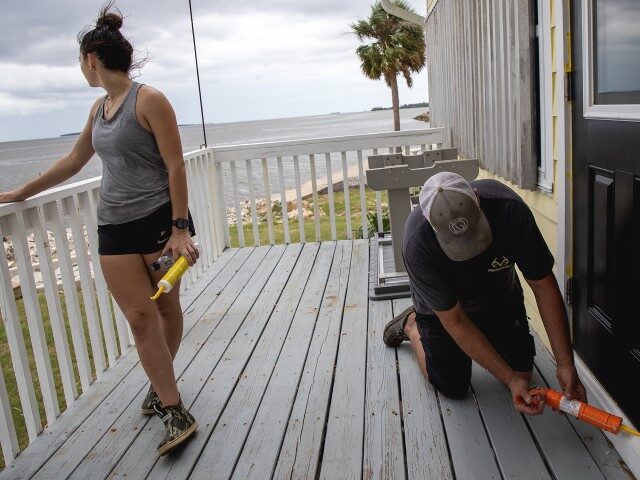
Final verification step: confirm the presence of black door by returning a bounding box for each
[572,0,640,426]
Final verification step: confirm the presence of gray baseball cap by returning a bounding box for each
[418,171,492,261]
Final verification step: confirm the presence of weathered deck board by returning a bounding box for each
[230,242,339,480]
[363,298,405,480]
[272,241,352,480]
[393,298,454,480]
[471,363,552,480]
[30,246,270,480]
[68,245,288,480]
[107,244,302,480]
[1,241,635,480]
[319,239,369,480]
[439,381,502,480]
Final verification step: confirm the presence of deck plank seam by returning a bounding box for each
[468,382,507,480]
[267,242,342,480]
[313,240,357,479]
[434,387,457,480]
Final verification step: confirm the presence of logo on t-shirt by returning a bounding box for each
[448,217,469,235]
[488,256,511,272]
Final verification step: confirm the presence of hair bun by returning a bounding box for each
[96,11,123,31]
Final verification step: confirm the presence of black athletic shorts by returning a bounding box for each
[97,201,196,255]
[415,311,535,400]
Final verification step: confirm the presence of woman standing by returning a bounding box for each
[0,4,199,456]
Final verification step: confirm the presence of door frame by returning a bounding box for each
[569,0,640,474]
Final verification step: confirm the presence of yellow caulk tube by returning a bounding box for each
[150,256,190,300]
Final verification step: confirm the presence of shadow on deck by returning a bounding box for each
[0,241,634,480]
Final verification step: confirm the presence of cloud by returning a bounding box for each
[0,0,429,140]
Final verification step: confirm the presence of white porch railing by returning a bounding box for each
[0,127,445,467]
[0,149,224,465]
[211,128,447,247]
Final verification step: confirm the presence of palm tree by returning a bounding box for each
[351,1,425,131]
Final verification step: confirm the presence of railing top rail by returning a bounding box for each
[0,177,101,219]
[210,128,445,163]
[183,146,213,160]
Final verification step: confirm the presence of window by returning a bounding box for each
[583,0,640,120]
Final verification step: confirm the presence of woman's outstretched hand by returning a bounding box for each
[0,188,27,203]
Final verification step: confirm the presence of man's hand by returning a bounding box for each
[508,375,545,415]
[556,365,587,402]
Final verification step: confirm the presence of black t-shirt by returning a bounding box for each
[402,179,555,318]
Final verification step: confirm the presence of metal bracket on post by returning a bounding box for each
[365,149,479,300]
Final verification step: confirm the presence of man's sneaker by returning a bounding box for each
[141,385,160,415]
[383,305,415,347]
[154,400,198,456]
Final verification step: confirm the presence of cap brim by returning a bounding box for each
[434,210,492,261]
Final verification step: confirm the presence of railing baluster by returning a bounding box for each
[200,153,218,269]
[261,158,275,245]
[27,206,77,405]
[62,195,106,376]
[186,157,203,281]
[357,150,367,239]
[6,212,59,425]
[0,365,19,464]
[183,158,198,286]
[309,154,321,241]
[78,191,119,366]
[325,153,337,240]
[245,159,260,246]
[230,160,245,248]
[207,153,224,260]
[111,294,130,351]
[341,151,352,240]
[215,161,231,248]
[372,148,383,233]
[277,156,290,244]
[195,156,208,276]
[293,155,305,242]
[0,218,42,442]
[44,203,92,390]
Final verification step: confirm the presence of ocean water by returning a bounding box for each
[0,107,428,203]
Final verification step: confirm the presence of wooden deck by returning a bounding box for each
[0,240,634,480]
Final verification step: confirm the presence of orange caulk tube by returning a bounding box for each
[529,387,633,435]
[150,256,190,300]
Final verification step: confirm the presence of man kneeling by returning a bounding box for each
[383,172,586,414]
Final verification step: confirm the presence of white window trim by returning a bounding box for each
[537,0,554,193]
[582,0,640,122]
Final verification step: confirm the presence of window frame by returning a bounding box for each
[582,0,640,122]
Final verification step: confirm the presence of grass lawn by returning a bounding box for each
[229,187,389,247]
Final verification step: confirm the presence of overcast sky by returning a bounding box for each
[0,0,429,142]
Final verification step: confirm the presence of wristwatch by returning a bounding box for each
[172,218,189,229]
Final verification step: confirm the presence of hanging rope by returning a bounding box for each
[189,0,208,148]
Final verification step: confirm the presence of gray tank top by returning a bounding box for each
[92,82,171,225]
